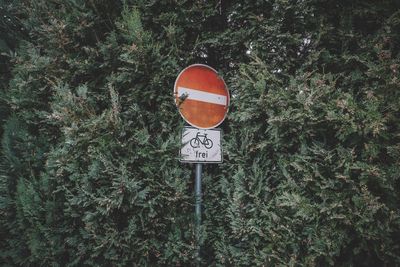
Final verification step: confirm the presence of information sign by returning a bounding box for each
[180,127,222,163]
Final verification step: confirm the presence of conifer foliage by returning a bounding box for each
[1,0,400,266]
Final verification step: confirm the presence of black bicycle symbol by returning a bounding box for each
[190,132,213,149]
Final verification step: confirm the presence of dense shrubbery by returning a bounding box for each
[1,0,399,266]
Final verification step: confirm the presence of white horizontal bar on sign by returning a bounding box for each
[177,87,227,106]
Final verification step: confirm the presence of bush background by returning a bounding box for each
[1,0,400,266]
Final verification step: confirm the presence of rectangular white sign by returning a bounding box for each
[180,127,222,163]
[177,87,227,106]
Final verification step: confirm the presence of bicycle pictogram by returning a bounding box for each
[190,132,213,149]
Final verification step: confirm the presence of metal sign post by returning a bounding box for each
[180,127,221,266]
[174,64,229,266]
[195,163,202,266]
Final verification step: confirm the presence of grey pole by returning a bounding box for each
[195,163,202,266]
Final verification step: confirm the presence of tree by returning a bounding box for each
[1,0,399,266]
[212,0,400,265]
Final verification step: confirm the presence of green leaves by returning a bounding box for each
[1,0,400,266]
[119,7,146,44]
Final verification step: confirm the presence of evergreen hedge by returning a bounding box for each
[1,0,399,266]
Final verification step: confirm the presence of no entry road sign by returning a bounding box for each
[174,64,230,129]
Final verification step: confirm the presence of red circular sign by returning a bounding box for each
[174,64,230,129]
